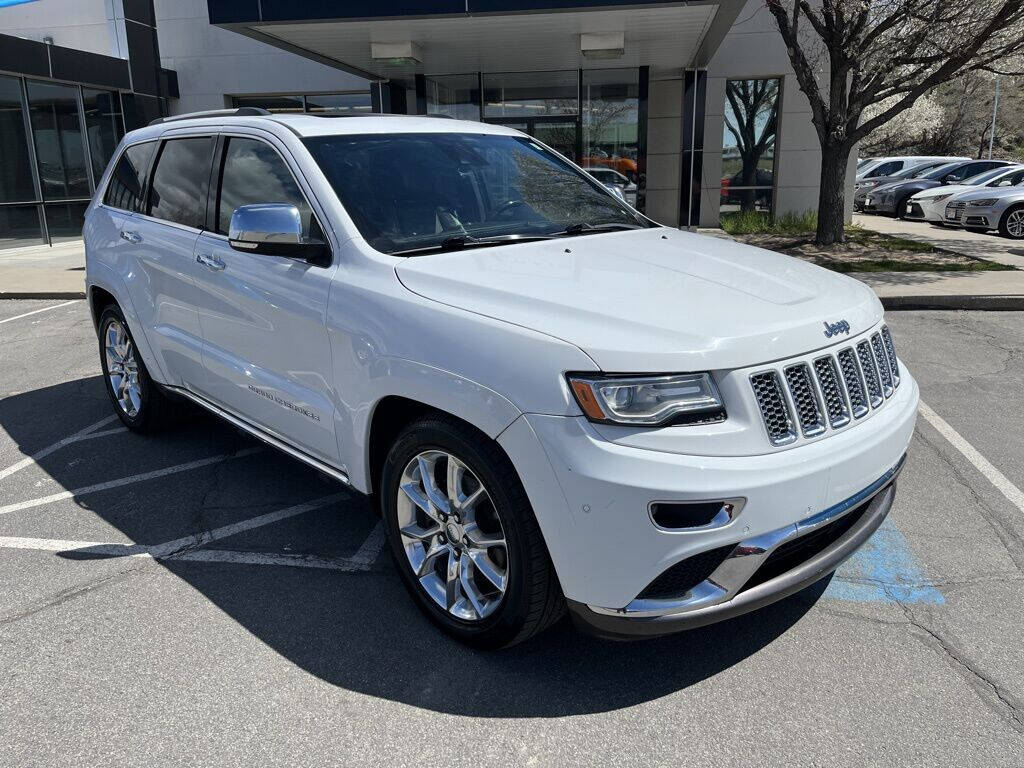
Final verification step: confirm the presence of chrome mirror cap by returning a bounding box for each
[228,203,303,249]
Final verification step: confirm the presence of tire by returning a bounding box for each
[998,204,1024,240]
[896,195,913,220]
[380,415,565,648]
[97,305,175,433]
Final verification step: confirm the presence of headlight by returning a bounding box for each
[857,180,879,189]
[968,198,998,206]
[567,373,724,426]
[931,194,952,203]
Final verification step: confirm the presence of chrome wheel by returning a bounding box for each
[396,450,508,621]
[104,319,141,418]
[1006,209,1024,238]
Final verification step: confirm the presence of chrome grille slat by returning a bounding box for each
[856,340,884,408]
[783,363,826,437]
[813,355,851,428]
[750,371,797,446]
[871,332,894,397]
[881,325,900,386]
[837,347,870,419]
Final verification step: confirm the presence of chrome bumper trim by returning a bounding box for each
[586,454,906,620]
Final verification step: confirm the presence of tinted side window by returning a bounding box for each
[147,137,214,228]
[104,141,156,212]
[216,137,313,236]
[871,161,900,177]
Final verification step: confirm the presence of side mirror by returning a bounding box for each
[228,203,329,265]
[942,174,959,184]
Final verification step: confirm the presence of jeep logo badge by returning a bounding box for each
[823,320,851,338]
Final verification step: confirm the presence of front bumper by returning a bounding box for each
[566,458,902,639]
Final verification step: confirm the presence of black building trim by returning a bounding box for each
[0,33,130,91]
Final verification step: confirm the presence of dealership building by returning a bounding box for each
[0,0,844,248]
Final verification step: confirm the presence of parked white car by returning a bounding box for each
[905,165,1024,223]
[84,111,918,646]
[586,167,638,206]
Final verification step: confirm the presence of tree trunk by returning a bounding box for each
[816,143,851,246]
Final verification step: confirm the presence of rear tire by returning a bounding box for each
[97,305,175,433]
[998,205,1024,239]
[380,415,565,648]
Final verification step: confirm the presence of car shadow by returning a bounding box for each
[1,376,826,718]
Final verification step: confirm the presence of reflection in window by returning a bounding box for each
[0,75,36,204]
[425,74,480,121]
[0,205,44,250]
[27,80,90,199]
[483,71,578,118]
[45,201,89,243]
[216,137,312,235]
[105,141,156,213]
[148,137,213,228]
[83,89,124,183]
[720,78,779,221]
[582,69,640,206]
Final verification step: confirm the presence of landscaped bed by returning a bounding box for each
[715,211,1016,273]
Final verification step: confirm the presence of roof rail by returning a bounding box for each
[148,107,271,127]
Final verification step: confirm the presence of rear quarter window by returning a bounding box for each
[103,141,157,212]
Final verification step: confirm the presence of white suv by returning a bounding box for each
[84,110,918,647]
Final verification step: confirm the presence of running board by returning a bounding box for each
[167,386,351,486]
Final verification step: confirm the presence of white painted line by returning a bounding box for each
[0,415,120,481]
[0,300,79,325]
[919,400,1024,514]
[0,446,262,516]
[0,495,378,572]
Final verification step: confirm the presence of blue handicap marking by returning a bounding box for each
[824,518,944,604]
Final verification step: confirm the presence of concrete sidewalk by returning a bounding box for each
[0,240,85,298]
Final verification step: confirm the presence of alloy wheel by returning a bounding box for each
[104,319,141,418]
[1006,209,1024,239]
[396,450,509,621]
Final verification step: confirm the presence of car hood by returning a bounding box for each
[394,228,882,372]
[912,184,973,200]
[953,187,1024,203]
[875,180,938,196]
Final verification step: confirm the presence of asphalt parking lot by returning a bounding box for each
[1,300,1023,766]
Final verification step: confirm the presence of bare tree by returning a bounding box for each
[764,0,1024,244]
[724,79,779,212]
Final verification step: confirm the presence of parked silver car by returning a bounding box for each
[943,185,1024,239]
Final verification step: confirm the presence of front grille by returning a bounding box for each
[856,340,884,407]
[750,326,901,446]
[837,347,869,419]
[750,371,796,445]
[637,544,736,600]
[946,201,966,221]
[784,363,826,437]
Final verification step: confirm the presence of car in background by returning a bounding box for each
[942,184,1024,238]
[586,167,637,206]
[856,155,965,181]
[905,165,1024,223]
[857,157,876,170]
[854,160,954,211]
[862,159,1014,217]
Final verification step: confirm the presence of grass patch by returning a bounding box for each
[721,210,818,235]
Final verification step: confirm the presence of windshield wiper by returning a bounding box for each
[391,233,558,257]
[553,222,647,237]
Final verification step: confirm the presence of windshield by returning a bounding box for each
[303,132,652,255]
[905,162,945,179]
[923,162,964,180]
[971,166,1023,186]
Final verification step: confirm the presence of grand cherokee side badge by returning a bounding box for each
[823,320,851,338]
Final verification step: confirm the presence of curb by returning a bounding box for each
[881,295,1024,311]
[0,292,86,300]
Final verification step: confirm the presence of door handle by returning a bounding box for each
[120,230,142,244]
[196,253,226,272]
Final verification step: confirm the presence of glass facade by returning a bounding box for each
[424,74,480,122]
[582,69,640,191]
[0,74,124,249]
[720,77,779,223]
[231,92,372,115]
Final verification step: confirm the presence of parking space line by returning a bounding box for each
[919,400,1024,514]
[0,300,80,326]
[0,446,262,516]
[0,496,384,572]
[0,415,122,481]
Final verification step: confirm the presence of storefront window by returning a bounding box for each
[482,71,578,118]
[425,74,480,121]
[83,89,125,183]
[233,95,304,113]
[305,92,372,114]
[582,68,640,207]
[0,205,44,250]
[0,75,36,205]
[719,77,779,223]
[27,80,90,200]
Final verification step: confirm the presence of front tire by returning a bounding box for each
[999,205,1024,239]
[98,305,174,433]
[381,416,564,648]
